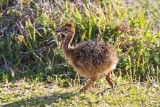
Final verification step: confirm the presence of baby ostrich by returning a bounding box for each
[56,22,118,93]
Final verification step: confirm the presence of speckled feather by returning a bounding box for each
[70,40,118,78]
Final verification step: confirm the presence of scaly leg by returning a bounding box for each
[106,72,113,88]
[79,77,97,93]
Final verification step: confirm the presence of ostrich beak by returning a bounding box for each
[56,29,62,33]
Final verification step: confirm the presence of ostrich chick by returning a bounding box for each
[56,22,118,93]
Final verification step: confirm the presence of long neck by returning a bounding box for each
[62,32,74,59]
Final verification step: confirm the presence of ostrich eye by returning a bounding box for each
[64,28,67,31]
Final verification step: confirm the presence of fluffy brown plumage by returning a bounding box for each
[56,22,118,93]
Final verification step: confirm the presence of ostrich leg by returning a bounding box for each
[79,77,97,93]
[106,72,113,88]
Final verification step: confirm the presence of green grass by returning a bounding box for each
[1,77,160,106]
[0,0,160,106]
